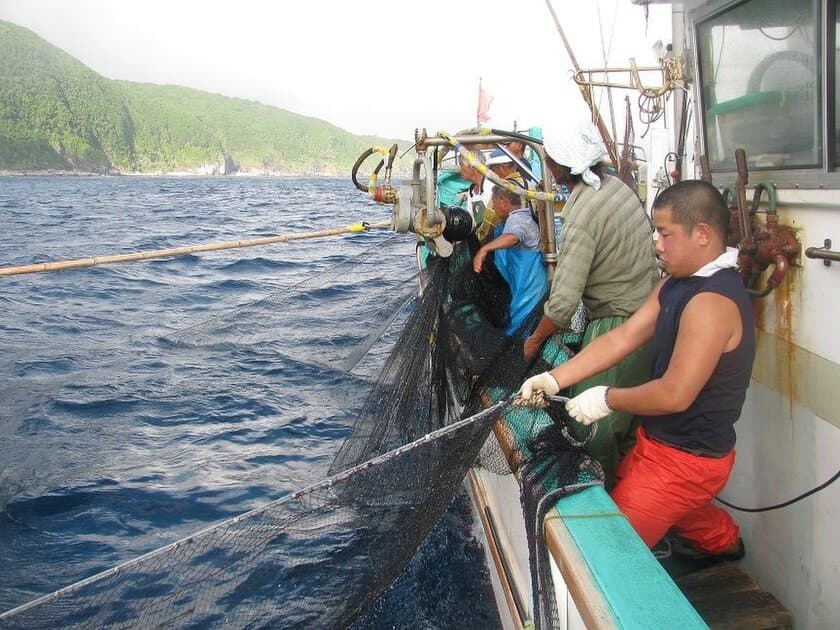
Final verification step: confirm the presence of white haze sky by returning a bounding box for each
[0,0,672,140]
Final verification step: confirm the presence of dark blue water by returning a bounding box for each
[0,176,499,628]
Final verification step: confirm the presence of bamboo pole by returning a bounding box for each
[543,0,619,166]
[0,221,393,278]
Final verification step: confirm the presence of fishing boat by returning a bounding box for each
[2,1,838,628]
[349,1,839,627]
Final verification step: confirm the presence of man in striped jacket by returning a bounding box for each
[523,122,659,488]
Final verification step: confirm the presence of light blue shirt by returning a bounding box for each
[502,208,540,251]
[493,215,547,336]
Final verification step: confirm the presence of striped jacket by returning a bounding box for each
[545,174,659,329]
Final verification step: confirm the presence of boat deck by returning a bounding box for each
[662,558,792,629]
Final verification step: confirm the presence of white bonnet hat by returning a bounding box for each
[542,119,608,191]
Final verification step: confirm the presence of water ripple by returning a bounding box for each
[0,175,498,627]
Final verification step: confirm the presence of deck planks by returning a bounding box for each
[671,562,792,629]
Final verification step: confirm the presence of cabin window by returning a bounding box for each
[835,0,840,165]
[697,0,822,171]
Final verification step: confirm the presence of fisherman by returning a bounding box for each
[474,186,547,336]
[523,121,659,487]
[508,139,540,182]
[485,146,526,183]
[520,180,752,560]
[458,149,493,231]
[475,148,528,243]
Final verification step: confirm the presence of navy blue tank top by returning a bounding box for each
[640,268,755,455]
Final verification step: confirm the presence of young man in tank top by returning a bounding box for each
[519,179,754,559]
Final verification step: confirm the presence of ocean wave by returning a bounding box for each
[0,175,497,627]
[217,257,298,273]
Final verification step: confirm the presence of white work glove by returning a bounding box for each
[519,372,560,400]
[565,386,613,426]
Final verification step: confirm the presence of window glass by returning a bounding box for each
[698,0,821,171]
[835,0,839,165]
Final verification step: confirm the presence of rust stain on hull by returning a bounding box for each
[753,266,798,417]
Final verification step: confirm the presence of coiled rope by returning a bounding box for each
[0,220,391,277]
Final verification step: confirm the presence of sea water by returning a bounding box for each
[0,176,500,628]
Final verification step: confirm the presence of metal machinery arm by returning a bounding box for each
[352,129,561,274]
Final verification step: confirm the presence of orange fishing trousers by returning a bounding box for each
[611,427,739,552]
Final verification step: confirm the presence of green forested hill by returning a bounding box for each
[0,20,405,174]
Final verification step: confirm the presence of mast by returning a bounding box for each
[670,3,687,179]
[476,77,481,128]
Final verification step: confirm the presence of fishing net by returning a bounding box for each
[0,233,406,592]
[1,238,599,629]
[332,239,603,630]
[0,404,507,629]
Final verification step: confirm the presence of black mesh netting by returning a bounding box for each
[0,404,506,630]
[330,237,519,473]
[1,240,599,629]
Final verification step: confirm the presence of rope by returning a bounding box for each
[542,0,618,166]
[0,221,392,277]
[513,391,598,447]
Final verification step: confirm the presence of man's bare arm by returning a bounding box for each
[473,233,519,272]
[546,281,663,389]
[523,314,559,359]
[607,291,741,415]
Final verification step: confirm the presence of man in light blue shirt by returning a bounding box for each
[473,186,547,335]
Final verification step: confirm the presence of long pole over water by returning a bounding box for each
[0,221,392,277]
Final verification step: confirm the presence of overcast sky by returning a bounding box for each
[0,0,672,139]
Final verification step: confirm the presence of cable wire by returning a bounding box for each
[716,468,840,513]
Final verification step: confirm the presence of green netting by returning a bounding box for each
[436,169,471,208]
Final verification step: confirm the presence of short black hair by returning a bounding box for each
[653,180,729,241]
